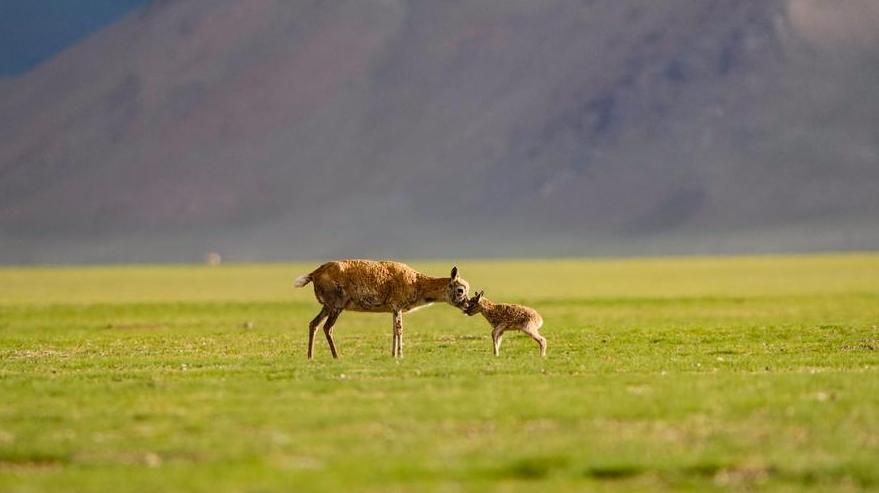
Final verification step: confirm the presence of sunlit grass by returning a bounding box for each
[1,254,878,491]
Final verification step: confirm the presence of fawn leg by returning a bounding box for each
[307,306,328,359]
[491,326,505,356]
[523,327,547,357]
[323,309,342,359]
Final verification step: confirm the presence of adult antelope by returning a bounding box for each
[294,260,470,358]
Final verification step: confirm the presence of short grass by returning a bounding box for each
[1,254,878,492]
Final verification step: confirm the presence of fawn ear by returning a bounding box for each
[477,290,485,298]
[450,266,459,281]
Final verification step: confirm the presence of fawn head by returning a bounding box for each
[448,266,470,306]
[464,290,485,315]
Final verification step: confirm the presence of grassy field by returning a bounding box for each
[1,254,878,492]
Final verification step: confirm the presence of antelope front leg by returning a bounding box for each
[392,310,403,358]
[390,313,397,356]
[391,329,397,357]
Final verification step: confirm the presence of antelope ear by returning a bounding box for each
[450,266,459,280]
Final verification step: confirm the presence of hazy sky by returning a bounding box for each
[0,0,149,76]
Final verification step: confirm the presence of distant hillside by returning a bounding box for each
[1,0,877,263]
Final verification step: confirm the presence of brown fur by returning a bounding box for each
[295,259,470,359]
[464,290,546,357]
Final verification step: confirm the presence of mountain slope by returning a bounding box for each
[1,0,877,263]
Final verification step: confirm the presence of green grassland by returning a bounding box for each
[1,254,878,492]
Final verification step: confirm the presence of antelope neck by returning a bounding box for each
[417,276,450,303]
